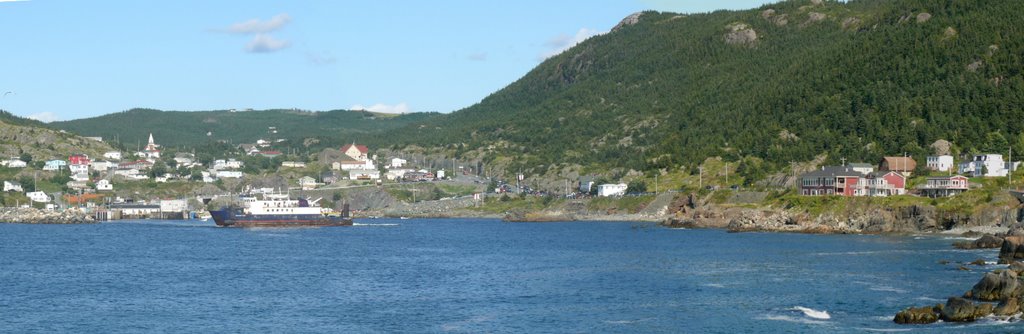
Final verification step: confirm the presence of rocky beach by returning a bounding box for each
[0,208,95,224]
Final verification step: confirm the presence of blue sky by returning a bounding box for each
[0,0,773,122]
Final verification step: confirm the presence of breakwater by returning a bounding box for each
[0,207,95,224]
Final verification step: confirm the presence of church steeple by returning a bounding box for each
[148,133,155,146]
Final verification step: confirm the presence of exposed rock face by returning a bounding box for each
[761,9,776,19]
[802,12,827,27]
[968,270,1023,301]
[893,305,941,324]
[940,297,994,322]
[930,139,952,155]
[1000,236,1024,263]
[841,17,862,30]
[953,234,1004,249]
[724,23,757,46]
[916,12,932,23]
[613,12,643,32]
[0,208,95,224]
[943,27,958,39]
[994,297,1021,316]
[967,60,984,72]
[727,210,797,232]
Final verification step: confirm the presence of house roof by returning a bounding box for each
[341,143,369,154]
[848,163,873,168]
[802,166,862,178]
[927,175,969,180]
[867,171,904,179]
[880,157,917,171]
[5,180,21,186]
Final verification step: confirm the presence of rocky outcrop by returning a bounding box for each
[954,234,1004,249]
[612,12,643,32]
[966,270,1023,301]
[0,208,95,224]
[1000,236,1024,263]
[724,23,757,46]
[893,304,941,324]
[940,297,994,322]
[916,12,932,23]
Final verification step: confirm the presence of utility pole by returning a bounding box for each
[699,166,703,190]
[725,163,729,186]
[655,174,658,195]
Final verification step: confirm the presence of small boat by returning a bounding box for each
[209,194,353,227]
[399,216,410,220]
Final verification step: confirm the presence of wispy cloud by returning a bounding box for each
[351,103,411,114]
[539,28,602,60]
[246,34,290,53]
[217,13,292,54]
[27,112,58,123]
[467,52,488,61]
[0,0,31,3]
[224,13,291,34]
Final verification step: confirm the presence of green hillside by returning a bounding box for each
[52,108,439,151]
[378,0,1024,175]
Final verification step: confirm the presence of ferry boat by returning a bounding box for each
[209,194,353,227]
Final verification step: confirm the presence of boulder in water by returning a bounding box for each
[940,297,993,322]
[893,304,941,324]
[994,297,1021,316]
[954,234,1004,249]
[999,236,1024,263]
[968,270,1023,301]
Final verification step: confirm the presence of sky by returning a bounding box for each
[0,0,774,122]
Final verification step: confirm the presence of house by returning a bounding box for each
[2,159,27,168]
[341,143,369,161]
[70,173,90,182]
[281,161,307,168]
[43,159,67,171]
[299,176,318,190]
[259,151,282,158]
[27,191,50,203]
[66,180,89,190]
[579,176,596,193]
[159,199,188,212]
[119,160,153,170]
[390,158,407,168]
[69,154,91,175]
[114,168,141,177]
[90,160,113,171]
[217,170,243,179]
[960,154,1013,177]
[321,171,339,184]
[879,157,917,176]
[109,203,161,216]
[213,159,244,170]
[333,156,372,171]
[847,163,874,175]
[349,169,381,180]
[926,155,955,172]
[385,169,413,181]
[103,151,122,160]
[864,171,906,197]
[799,166,862,196]
[596,183,628,197]
[174,153,195,166]
[3,181,23,192]
[96,180,113,190]
[96,180,114,190]
[920,175,969,198]
[436,170,446,179]
[403,171,434,182]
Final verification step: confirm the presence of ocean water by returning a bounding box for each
[0,218,1017,333]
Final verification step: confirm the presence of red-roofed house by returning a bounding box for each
[341,143,369,161]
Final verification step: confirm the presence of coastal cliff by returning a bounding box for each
[0,208,95,224]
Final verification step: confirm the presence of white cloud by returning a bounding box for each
[540,28,602,60]
[225,13,291,34]
[350,103,411,114]
[26,112,58,123]
[246,34,290,53]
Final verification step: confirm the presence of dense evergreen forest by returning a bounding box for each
[52,108,438,151]
[375,0,1024,174]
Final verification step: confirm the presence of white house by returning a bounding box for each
[103,151,122,160]
[847,163,874,175]
[69,162,89,175]
[3,181,23,192]
[95,179,113,191]
[385,169,413,181]
[349,169,381,180]
[2,159,27,168]
[436,170,446,179]
[90,160,113,171]
[27,191,50,203]
[299,176,318,190]
[159,199,188,212]
[70,173,90,182]
[960,154,1012,177]
[114,168,141,177]
[390,158,407,168]
[281,161,307,168]
[217,170,243,178]
[597,183,628,197]
[213,159,244,170]
[926,155,955,172]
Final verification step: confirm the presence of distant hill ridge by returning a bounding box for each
[375,0,1024,174]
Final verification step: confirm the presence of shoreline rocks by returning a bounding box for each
[0,207,95,224]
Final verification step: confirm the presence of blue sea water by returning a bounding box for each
[0,218,1017,333]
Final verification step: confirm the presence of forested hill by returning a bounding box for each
[52,108,439,150]
[379,0,1024,173]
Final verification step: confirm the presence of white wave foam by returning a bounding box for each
[354,223,400,227]
[759,315,828,325]
[915,296,943,302]
[703,283,725,288]
[792,306,831,320]
[854,328,912,332]
[603,318,653,325]
[869,286,908,294]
